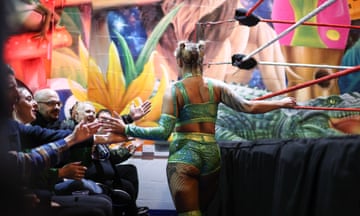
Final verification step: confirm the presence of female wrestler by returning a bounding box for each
[100,40,297,216]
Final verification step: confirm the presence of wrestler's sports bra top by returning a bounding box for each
[172,79,218,127]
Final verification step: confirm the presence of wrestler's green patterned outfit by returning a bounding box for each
[125,79,220,216]
[168,81,220,176]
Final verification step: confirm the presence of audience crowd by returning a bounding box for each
[2,66,151,216]
[0,2,154,215]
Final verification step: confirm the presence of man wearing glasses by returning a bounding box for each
[31,88,63,129]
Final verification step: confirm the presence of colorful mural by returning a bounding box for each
[4,0,360,144]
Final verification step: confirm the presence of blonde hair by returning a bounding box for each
[174,40,206,69]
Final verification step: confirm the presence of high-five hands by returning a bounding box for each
[99,115,127,134]
[101,100,152,134]
[94,100,151,144]
[129,100,152,121]
[65,120,101,148]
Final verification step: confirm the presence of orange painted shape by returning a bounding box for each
[348,0,360,19]
[4,27,72,61]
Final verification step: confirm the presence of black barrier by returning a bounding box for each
[208,135,360,216]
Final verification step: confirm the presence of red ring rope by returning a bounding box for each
[292,106,360,112]
[254,65,360,101]
[246,0,264,17]
[261,19,360,30]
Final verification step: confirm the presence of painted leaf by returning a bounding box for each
[113,31,137,86]
[135,3,184,75]
[147,64,169,121]
[78,36,89,87]
[107,42,126,112]
[88,58,110,105]
[122,52,156,104]
[67,78,87,101]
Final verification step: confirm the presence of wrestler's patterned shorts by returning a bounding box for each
[168,132,221,175]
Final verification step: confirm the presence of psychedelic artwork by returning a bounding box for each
[4,0,360,144]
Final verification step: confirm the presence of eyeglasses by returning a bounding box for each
[38,100,62,107]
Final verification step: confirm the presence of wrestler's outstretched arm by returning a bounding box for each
[100,86,177,141]
[218,81,297,114]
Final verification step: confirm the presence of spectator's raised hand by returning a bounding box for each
[129,100,152,121]
[65,120,101,147]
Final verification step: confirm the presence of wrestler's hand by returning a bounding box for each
[99,115,127,134]
[280,97,297,108]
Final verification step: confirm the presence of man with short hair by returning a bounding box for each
[30,90,92,194]
[32,88,63,129]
